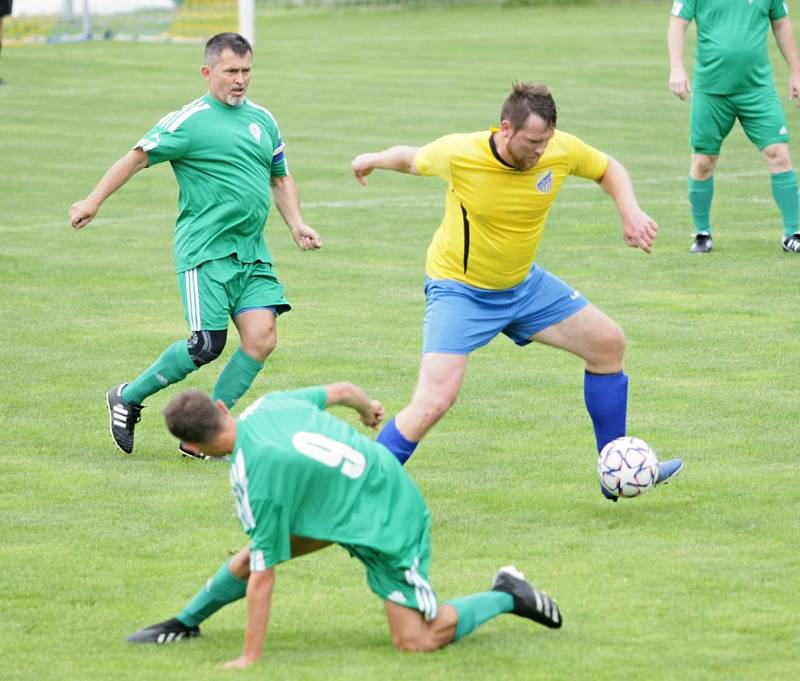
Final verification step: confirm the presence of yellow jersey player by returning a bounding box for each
[351,82,683,501]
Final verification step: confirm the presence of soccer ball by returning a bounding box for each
[597,436,658,499]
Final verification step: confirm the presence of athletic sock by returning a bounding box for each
[376,416,418,465]
[770,169,800,238]
[688,175,714,235]
[121,340,198,405]
[447,591,514,641]
[211,347,264,409]
[176,561,247,628]
[583,370,628,453]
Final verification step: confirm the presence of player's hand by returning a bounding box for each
[360,400,385,429]
[222,655,258,669]
[69,199,99,230]
[351,154,376,186]
[291,223,322,251]
[789,74,800,107]
[622,210,658,253]
[669,68,691,100]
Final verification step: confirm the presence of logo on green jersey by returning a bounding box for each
[249,123,262,144]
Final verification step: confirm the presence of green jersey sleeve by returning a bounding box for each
[248,497,292,571]
[271,386,327,409]
[671,0,694,21]
[770,0,788,21]
[135,119,190,166]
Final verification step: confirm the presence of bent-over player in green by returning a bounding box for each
[668,0,800,253]
[69,32,321,457]
[127,383,562,668]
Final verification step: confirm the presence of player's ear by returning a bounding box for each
[201,64,211,80]
[215,399,229,417]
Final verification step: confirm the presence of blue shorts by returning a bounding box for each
[422,265,588,354]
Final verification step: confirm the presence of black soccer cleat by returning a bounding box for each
[492,565,562,629]
[127,617,200,644]
[782,233,800,253]
[106,384,143,454]
[690,234,713,253]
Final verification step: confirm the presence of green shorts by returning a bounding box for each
[342,517,438,621]
[690,88,790,155]
[177,256,290,331]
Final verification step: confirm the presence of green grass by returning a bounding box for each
[1,2,799,680]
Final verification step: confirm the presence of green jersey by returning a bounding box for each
[229,388,430,572]
[136,94,289,273]
[672,0,789,94]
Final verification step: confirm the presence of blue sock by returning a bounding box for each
[583,370,628,453]
[376,417,418,465]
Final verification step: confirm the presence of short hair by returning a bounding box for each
[204,32,252,65]
[163,389,225,444]
[500,81,557,131]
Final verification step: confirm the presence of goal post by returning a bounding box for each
[238,0,255,46]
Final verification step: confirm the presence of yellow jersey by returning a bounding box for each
[415,128,609,290]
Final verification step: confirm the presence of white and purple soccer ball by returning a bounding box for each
[597,436,658,499]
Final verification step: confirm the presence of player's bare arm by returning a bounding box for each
[667,16,692,100]
[271,174,322,251]
[69,148,149,230]
[324,382,385,429]
[597,156,658,253]
[223,568,275,669]
[351,145,420,185]
[772,16,800,106]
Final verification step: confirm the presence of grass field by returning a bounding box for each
[1,2,799,679]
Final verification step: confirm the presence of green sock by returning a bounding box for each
[211,347,264,409]
[447,591,514,641]
[121,340,198,405]
[177,560,247,627]
[688,175,714,235]
[770,169,799,238]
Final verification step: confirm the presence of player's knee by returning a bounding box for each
[690,154,717,178]
[228,547,251,580]
[415,391,458,428]
[391,632,437,653]
[241,328,277,362]
[604,324,627,360]
[763,144,792,171]
[187,329,227,367]
[588,323,626,369]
